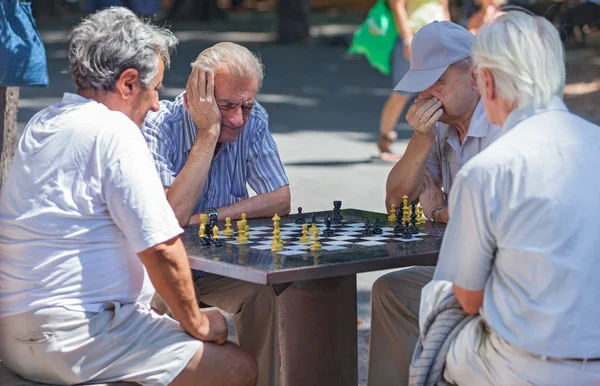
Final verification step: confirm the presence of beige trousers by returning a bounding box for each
[366,266,435,386]
[152,274,277,386]
[445,317,600,385]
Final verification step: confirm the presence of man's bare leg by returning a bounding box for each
[378,92,410,161]
[171,342,258,386]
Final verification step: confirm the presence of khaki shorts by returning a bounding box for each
[0,302,202,386]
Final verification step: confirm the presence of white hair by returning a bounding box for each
[191,42,264,89]
[472,11,565,110]
[68,7,178,91]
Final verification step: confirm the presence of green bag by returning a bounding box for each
[348,0,398,75]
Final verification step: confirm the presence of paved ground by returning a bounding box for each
[16,11,600,385]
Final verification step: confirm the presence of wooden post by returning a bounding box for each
[0,87,19,192]
[277,0,311,44]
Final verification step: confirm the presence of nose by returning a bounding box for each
[227,106,244,128]
[150,99,160,113]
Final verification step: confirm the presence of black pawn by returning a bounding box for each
[295,207,306,224]
[373,217,383,235]
[311,213,317,225]
[323,215,335,237]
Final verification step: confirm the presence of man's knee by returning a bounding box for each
[372,267,434,302]
[229,345,259,386]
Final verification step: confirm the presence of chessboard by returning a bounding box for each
[193,201,436,258]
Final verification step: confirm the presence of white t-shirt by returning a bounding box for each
[0,93,183,318]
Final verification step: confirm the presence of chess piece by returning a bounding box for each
[272,213,281,227]
[223,217,234,236]
[271,228,283,252]
[394,209,404,234]
[198,223,206,238]
[332,200,343,223]
[362,218,373,236]
[199,213,209,226]
[402,219,413,239]
[211,225,222,246]
[323,215,335,237]
[409,201,419,234]
[373,217,383,235]
[388,204,397,223]
[295,207,306,224]
[245,224,251,240]
[310,229,322,251]
[299,224,310,243]
[236,220,248,243]
[309,215,318,234]
[416,205,427,225]
[241,213,247,229]
[402,195,409,210]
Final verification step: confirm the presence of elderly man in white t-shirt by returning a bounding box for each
[437,12,600,384]
[0,7,256,386]
[367,21,501,386]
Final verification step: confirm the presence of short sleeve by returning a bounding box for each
[101,128,183,253]
[141,120,177,187]
[426,128,443,187]
[433,168,496,290]
[246,120,289,194]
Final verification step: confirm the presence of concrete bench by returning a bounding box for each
[0,360,135,386]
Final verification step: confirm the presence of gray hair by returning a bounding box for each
[191,42,264,89]
[472,12,565,109]
[450,57,473,74]
[68,7,178,91]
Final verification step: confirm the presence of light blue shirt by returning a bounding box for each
[434,97,600,359]
[427,98,502,194]
[142,93,289,214]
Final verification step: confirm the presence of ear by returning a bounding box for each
[469,66,478,91]
[481,68,496,102]
[115,68,141,99]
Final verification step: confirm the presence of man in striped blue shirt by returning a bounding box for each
[142,42,290,386]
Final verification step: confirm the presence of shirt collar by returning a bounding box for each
[502,96,568,133]
[61,92,93,104]
[465,98,490,138]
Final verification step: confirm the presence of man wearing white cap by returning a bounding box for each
[367,21,501,386]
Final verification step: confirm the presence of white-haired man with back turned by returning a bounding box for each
[0,7,257,386]
[434,11,600,385]
[142,42,288,386]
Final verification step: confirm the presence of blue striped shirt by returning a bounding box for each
[142,93,289,215]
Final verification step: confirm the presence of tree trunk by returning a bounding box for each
[0,87,19,192]
[277,0,311,44]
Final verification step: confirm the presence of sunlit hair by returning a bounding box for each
[68,7,177,91]
[472,11,565,109]
[191,42,264,89]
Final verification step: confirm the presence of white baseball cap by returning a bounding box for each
[394,21,475,93]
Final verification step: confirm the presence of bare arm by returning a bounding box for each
[386,134,435,207]
[385,98,443,210]
[452,283,484,315]
[389,0,413,42]
[167,69,221,227]
[440,0,451,22]
[188,185,291,224]
[138,236,227,344]
[167,131,218,226]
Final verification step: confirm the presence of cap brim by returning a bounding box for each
[393,65,449,93]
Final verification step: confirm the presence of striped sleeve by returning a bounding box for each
[247,117,289,194]
[141,118,177,187]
